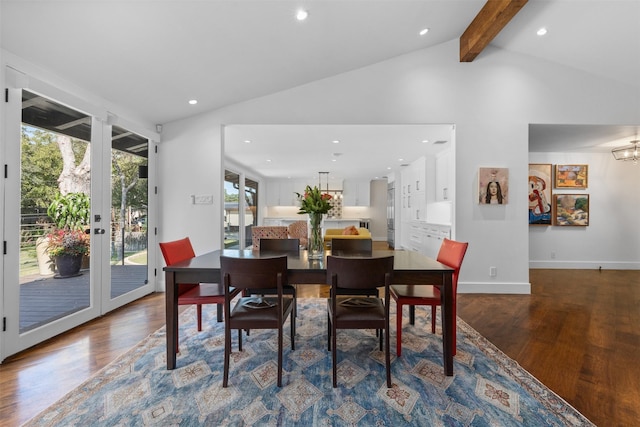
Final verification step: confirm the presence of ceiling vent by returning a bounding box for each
[433,140,448,144]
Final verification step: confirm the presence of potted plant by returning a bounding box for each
[46,228,89,277]
[46,192,91,277]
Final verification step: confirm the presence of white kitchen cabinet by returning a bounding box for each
[435,150,452,202]
[342,179,370,206]
[411,157,426,194]
[400,222,450,256]
[400,157,428,221]
[266,179,298,206]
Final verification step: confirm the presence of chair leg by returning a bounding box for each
[409,305,415,325]
[396,302,403,357]
[290,309,296,351]
[176,326,180,354]
[332,321,338,388]
[385,321,391,388]
[327,312,331,351]
[431,305,436,333]
[196,304,203,331]
[278,325,283,387]
[217,303,223,322]
[223,326,231,387]
[238,328,243,352]
[453,303,457,356]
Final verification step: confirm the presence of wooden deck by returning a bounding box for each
[19,265,148,332]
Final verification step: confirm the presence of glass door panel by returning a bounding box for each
[18,91,94,334]
[109,126,149,300]
[244,178,258,248]
[224,170,241,249]
[3,83,154,359]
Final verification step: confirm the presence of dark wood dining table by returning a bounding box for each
[163,248,455,375]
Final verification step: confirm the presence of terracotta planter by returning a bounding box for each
[54,254,83,278]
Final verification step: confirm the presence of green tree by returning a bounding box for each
[111,150,147,224]
[20,127,63,214]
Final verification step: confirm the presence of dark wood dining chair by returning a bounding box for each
[159,237,224,353]
[330,238,373,255]
[221,255,295,387]
[330,238,378,298]
[326,255,394,388]
[247,238,299,318]
[390,238,468,357]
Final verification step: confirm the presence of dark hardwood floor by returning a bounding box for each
[2,264,638,426]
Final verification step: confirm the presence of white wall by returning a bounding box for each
[529,152,640,269]
[160,39,640,293]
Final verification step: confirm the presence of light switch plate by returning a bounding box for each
[192,194,214,204]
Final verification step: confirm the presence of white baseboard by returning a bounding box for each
[458,281,531,294]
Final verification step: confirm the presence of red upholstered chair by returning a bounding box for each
[390,238,468,357]
[159,237,225,352]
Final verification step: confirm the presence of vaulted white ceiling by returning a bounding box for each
[2,1,639,178]
[3,1,638,125]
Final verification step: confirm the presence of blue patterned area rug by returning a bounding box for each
[22,298,593,426]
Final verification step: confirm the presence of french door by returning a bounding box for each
[2,72,155,359]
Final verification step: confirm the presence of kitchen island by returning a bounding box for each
[264,217,368,229]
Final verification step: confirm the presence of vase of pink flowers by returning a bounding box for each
[296,185,332,259]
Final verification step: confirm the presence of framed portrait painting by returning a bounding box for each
[528,164,552,225]
[555,164,588,189]
[554,194,589,226]
[478,167,508,204]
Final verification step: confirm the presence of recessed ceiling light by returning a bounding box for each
[332,140,340,144]
[398,158,404,162]
[422,139,429,144]
[332,159,337,162]
[188,99,198,105]
[296,9,308,21]
[266,159,272,163]
[419,28,429,36]
[537,27,547,36]
[244,140,251,144]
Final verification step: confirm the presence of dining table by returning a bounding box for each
[163,248,455,376]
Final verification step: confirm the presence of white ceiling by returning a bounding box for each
[2,1,639,179]
[225,124,454,182]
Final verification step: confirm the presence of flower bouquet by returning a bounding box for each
[295,185,333,259]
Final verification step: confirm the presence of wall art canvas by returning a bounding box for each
[554,194,589,226]
[478,167,508,204]
[555,164,588,188]
[528,164,552,225]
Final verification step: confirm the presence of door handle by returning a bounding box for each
[94,228,106,235]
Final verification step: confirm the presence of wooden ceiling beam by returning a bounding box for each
[460,0,528,62]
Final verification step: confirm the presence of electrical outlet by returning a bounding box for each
[489,266,497,277]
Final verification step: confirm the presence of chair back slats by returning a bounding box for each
[221,255,288,291]
[327,255,393,290]
[259,238,300,254]
[330,239,373,255]
[159,237,196,265]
